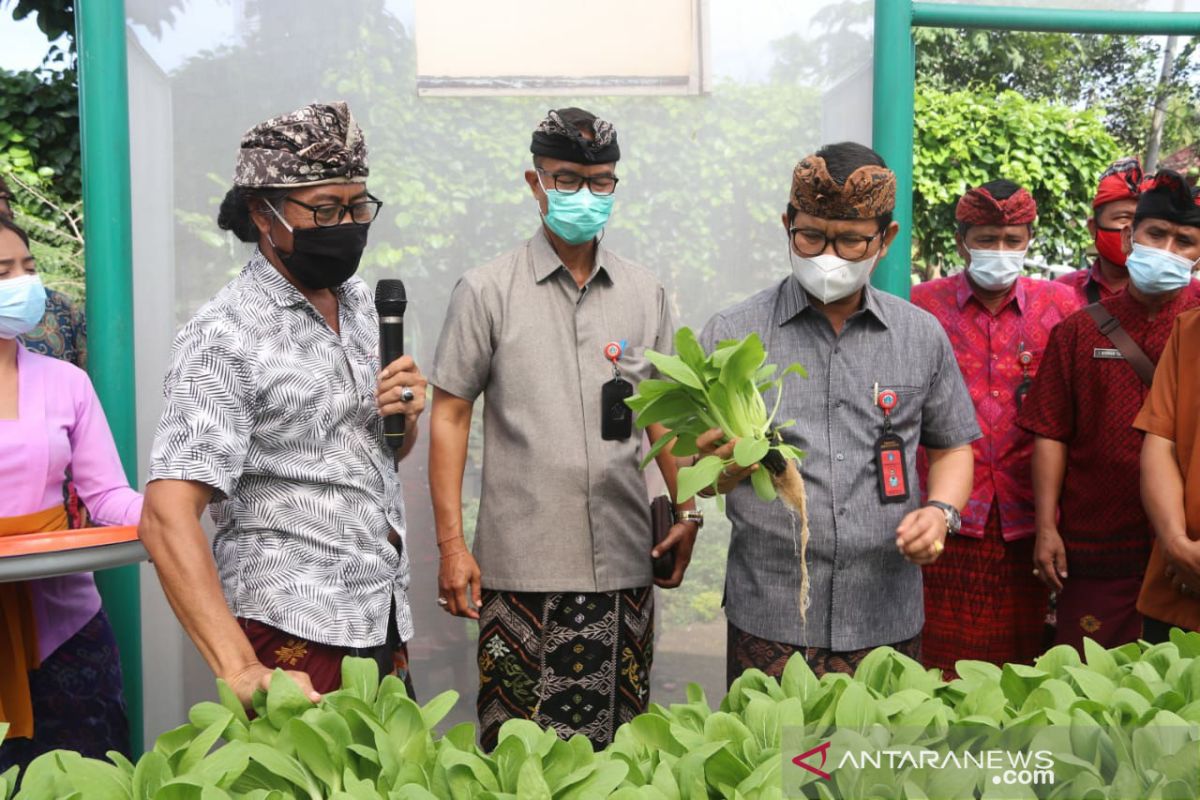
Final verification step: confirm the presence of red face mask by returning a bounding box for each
[1095,226,1129,269]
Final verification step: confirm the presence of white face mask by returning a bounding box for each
[966,248,1026,291]
[790,251,878,304]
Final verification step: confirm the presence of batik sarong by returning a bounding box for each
[476,586,653,751]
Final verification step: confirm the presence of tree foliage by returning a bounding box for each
[912,86,1121,278]
[914,26,1200,161]
[0,0,183,65]
[0,68,79,204]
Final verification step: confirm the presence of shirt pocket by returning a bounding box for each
[622,344,656,385]
[867,382,924,430]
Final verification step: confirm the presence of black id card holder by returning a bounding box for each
[601,377,634,441]
[875,431,910,504]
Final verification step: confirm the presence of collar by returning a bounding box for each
[778,274,891,329]
[954,271,1026,313]
[1113,281,1193,321]
[530,228,612,286]
[247,248,360,309]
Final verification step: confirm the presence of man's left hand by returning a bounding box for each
[652,520,698,589]
[377,355,428,419]
[896,506,947,565]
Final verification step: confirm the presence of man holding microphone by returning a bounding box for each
[140,102,424,703]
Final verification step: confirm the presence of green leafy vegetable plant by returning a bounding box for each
[12,632,1200,799]
[625,327,812,614]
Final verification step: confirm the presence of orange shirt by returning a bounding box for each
[1133,308,1200,630]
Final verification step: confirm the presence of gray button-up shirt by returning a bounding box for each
[430,230,674,592]
[700,276,980,650]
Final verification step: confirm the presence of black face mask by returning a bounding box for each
[275,223,370,290]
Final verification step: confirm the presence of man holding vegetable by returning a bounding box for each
[427,108,699,750]
[697,141,980,685]
[911,181,1078,676]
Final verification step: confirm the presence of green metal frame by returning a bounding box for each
[75,0,142,754]
[871,0,1200,299]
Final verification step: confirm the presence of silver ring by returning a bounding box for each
[436,596,449,607]
[400,388,415,403]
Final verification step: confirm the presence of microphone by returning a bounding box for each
[375,279,408,451]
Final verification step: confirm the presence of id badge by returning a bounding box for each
[875,432,909,503]
[601,377,634,441]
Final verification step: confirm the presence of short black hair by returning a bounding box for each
[786,141,894,229]
[956,179,1032,238]
[217,186,290,243]
[817,141,889,182]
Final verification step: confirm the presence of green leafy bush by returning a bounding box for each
[0,68,80,204]
[912,87,1122,280]
[7,631,1200,799]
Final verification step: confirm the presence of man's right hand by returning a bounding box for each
[695,428,758,495]
[1033,527,1068,591]
[223,662,321,707]
[439,549,483,619]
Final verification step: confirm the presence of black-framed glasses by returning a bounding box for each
[536,169,619,196]
[286,193,383,227]
[789,226,883,260]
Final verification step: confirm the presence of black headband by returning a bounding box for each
[1136,169,1200,228]
[530,107,620,164]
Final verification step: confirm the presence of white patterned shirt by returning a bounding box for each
[147,250,412,647]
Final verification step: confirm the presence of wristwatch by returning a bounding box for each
[678,510,705,531]
[926,501,961,536]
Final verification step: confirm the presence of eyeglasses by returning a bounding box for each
[285,194,383,227]
[789,226,883,260]
[536,169,618,196]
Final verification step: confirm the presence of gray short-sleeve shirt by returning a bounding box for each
[700,276,980,650]
[430,230,675,592]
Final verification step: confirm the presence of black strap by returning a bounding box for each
[1084,303,1156,387]
[1085,278,1102,305]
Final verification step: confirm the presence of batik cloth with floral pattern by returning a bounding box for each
[476,587,652,751]
[19,289,87,370]
[233,100,368,188]
[725,622,920,688]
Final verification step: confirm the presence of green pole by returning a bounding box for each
[913,3,1200,35]
[75,0,143,755]
[871,0,915,299]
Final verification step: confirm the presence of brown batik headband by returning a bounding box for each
[790,155,896,220]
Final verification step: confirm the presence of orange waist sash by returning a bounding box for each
[1,505,68,740]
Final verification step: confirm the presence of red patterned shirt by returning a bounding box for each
[1017,287,1200,577]
[913,275,1079,540]
[1055,260,1123,306]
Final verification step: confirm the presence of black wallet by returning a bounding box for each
[650,495,676,581]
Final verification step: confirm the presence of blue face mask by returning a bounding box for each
[1126,243,1198,295]
[539,176,614,245]
[0,274,47,340]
